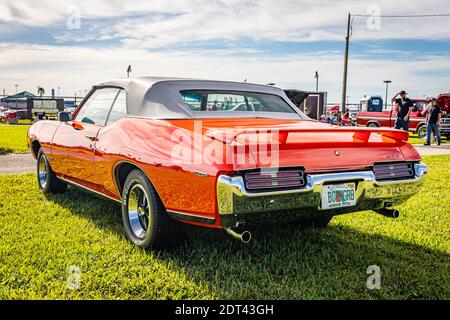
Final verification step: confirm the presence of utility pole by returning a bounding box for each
[14,84,18,94]
[383,80,392,109]
[341,12,351,113]
[314,70,319,91]
[57,87,61,97]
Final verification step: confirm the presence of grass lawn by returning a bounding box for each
[0,125,30,155]
[408,132,449,145]
[0,155,449,299]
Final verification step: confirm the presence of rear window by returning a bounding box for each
[180,90,295,114]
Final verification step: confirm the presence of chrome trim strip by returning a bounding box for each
[166,209,215,224]
[193,170,209,177]
[217,163,428,218]
[357,116,426,124]
[59,176,122,203]
[357,116,390,121]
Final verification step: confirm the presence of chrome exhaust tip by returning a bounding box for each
[374,208,400,219]
[225,228,252,243]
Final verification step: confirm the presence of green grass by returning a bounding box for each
[408,132,449,145]
[0,125,30,155]
[0,155,449,299]
[17,119,34,125]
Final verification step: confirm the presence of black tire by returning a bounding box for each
[297,215,333,228]
[37,149,67,194]
[417,125,427,139]
[121,169,184,250]
[367,123,379,128]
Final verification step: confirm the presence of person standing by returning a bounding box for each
[342,112,351,126]
[391,90,413,131]
[421,98,442,146]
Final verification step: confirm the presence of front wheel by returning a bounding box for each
[417,126,427,139]
[367,123,379,128]
[37,149,67,194]
[121,169,184,250]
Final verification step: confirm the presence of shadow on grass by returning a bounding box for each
[0,147,14,155]
[48,186,450,299]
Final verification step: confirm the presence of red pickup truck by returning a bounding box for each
[356,94,450,140]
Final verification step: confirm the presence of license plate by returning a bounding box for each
[321,183,356,210]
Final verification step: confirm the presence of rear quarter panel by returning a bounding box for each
[94,118,226,220]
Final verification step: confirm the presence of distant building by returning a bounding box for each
[0,91,36,109]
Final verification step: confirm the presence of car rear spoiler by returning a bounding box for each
[206,127,410,145]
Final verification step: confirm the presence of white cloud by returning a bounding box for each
[1,1,449,103]
[0,43,449,102]
[1,0,450,45]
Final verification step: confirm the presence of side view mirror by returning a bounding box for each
[58,111,72,122]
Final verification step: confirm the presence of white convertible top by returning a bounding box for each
[96,77,308,120]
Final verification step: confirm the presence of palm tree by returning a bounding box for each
[37,87,45,97]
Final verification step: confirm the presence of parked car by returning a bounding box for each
[356,97,450,139]
[27,77,428,250]
[434,93,450,139]
[3,109,28,123]
[356,98,427,137]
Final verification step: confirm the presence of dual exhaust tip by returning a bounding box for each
[225,208,399,243]
[374,208,400,219]
[225,227,252,243]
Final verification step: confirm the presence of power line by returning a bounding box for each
[349,12,450,36]
[340,11,449,113]
[352,13,450,18]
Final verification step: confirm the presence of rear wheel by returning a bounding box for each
[121,169,184,250]
[367,122,379,128]
[37,149,67,194]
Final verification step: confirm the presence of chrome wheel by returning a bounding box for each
[38,154,48,189]
[418,126,427,139]
[128,184,151,240]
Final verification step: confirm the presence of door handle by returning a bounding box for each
[86,135,97,141]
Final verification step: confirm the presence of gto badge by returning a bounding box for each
[334,150,340,156]
[386,154,400,159]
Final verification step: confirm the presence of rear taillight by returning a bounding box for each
[373,162,414,180]
[243,168,306,191]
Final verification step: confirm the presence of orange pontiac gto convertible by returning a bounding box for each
[27,77,428,249]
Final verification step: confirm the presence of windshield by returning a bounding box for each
[413,100,428,111]
[180,90,296,114]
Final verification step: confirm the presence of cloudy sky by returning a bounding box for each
[1,0,450,103]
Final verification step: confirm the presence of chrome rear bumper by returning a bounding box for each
[217,163,428,227]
